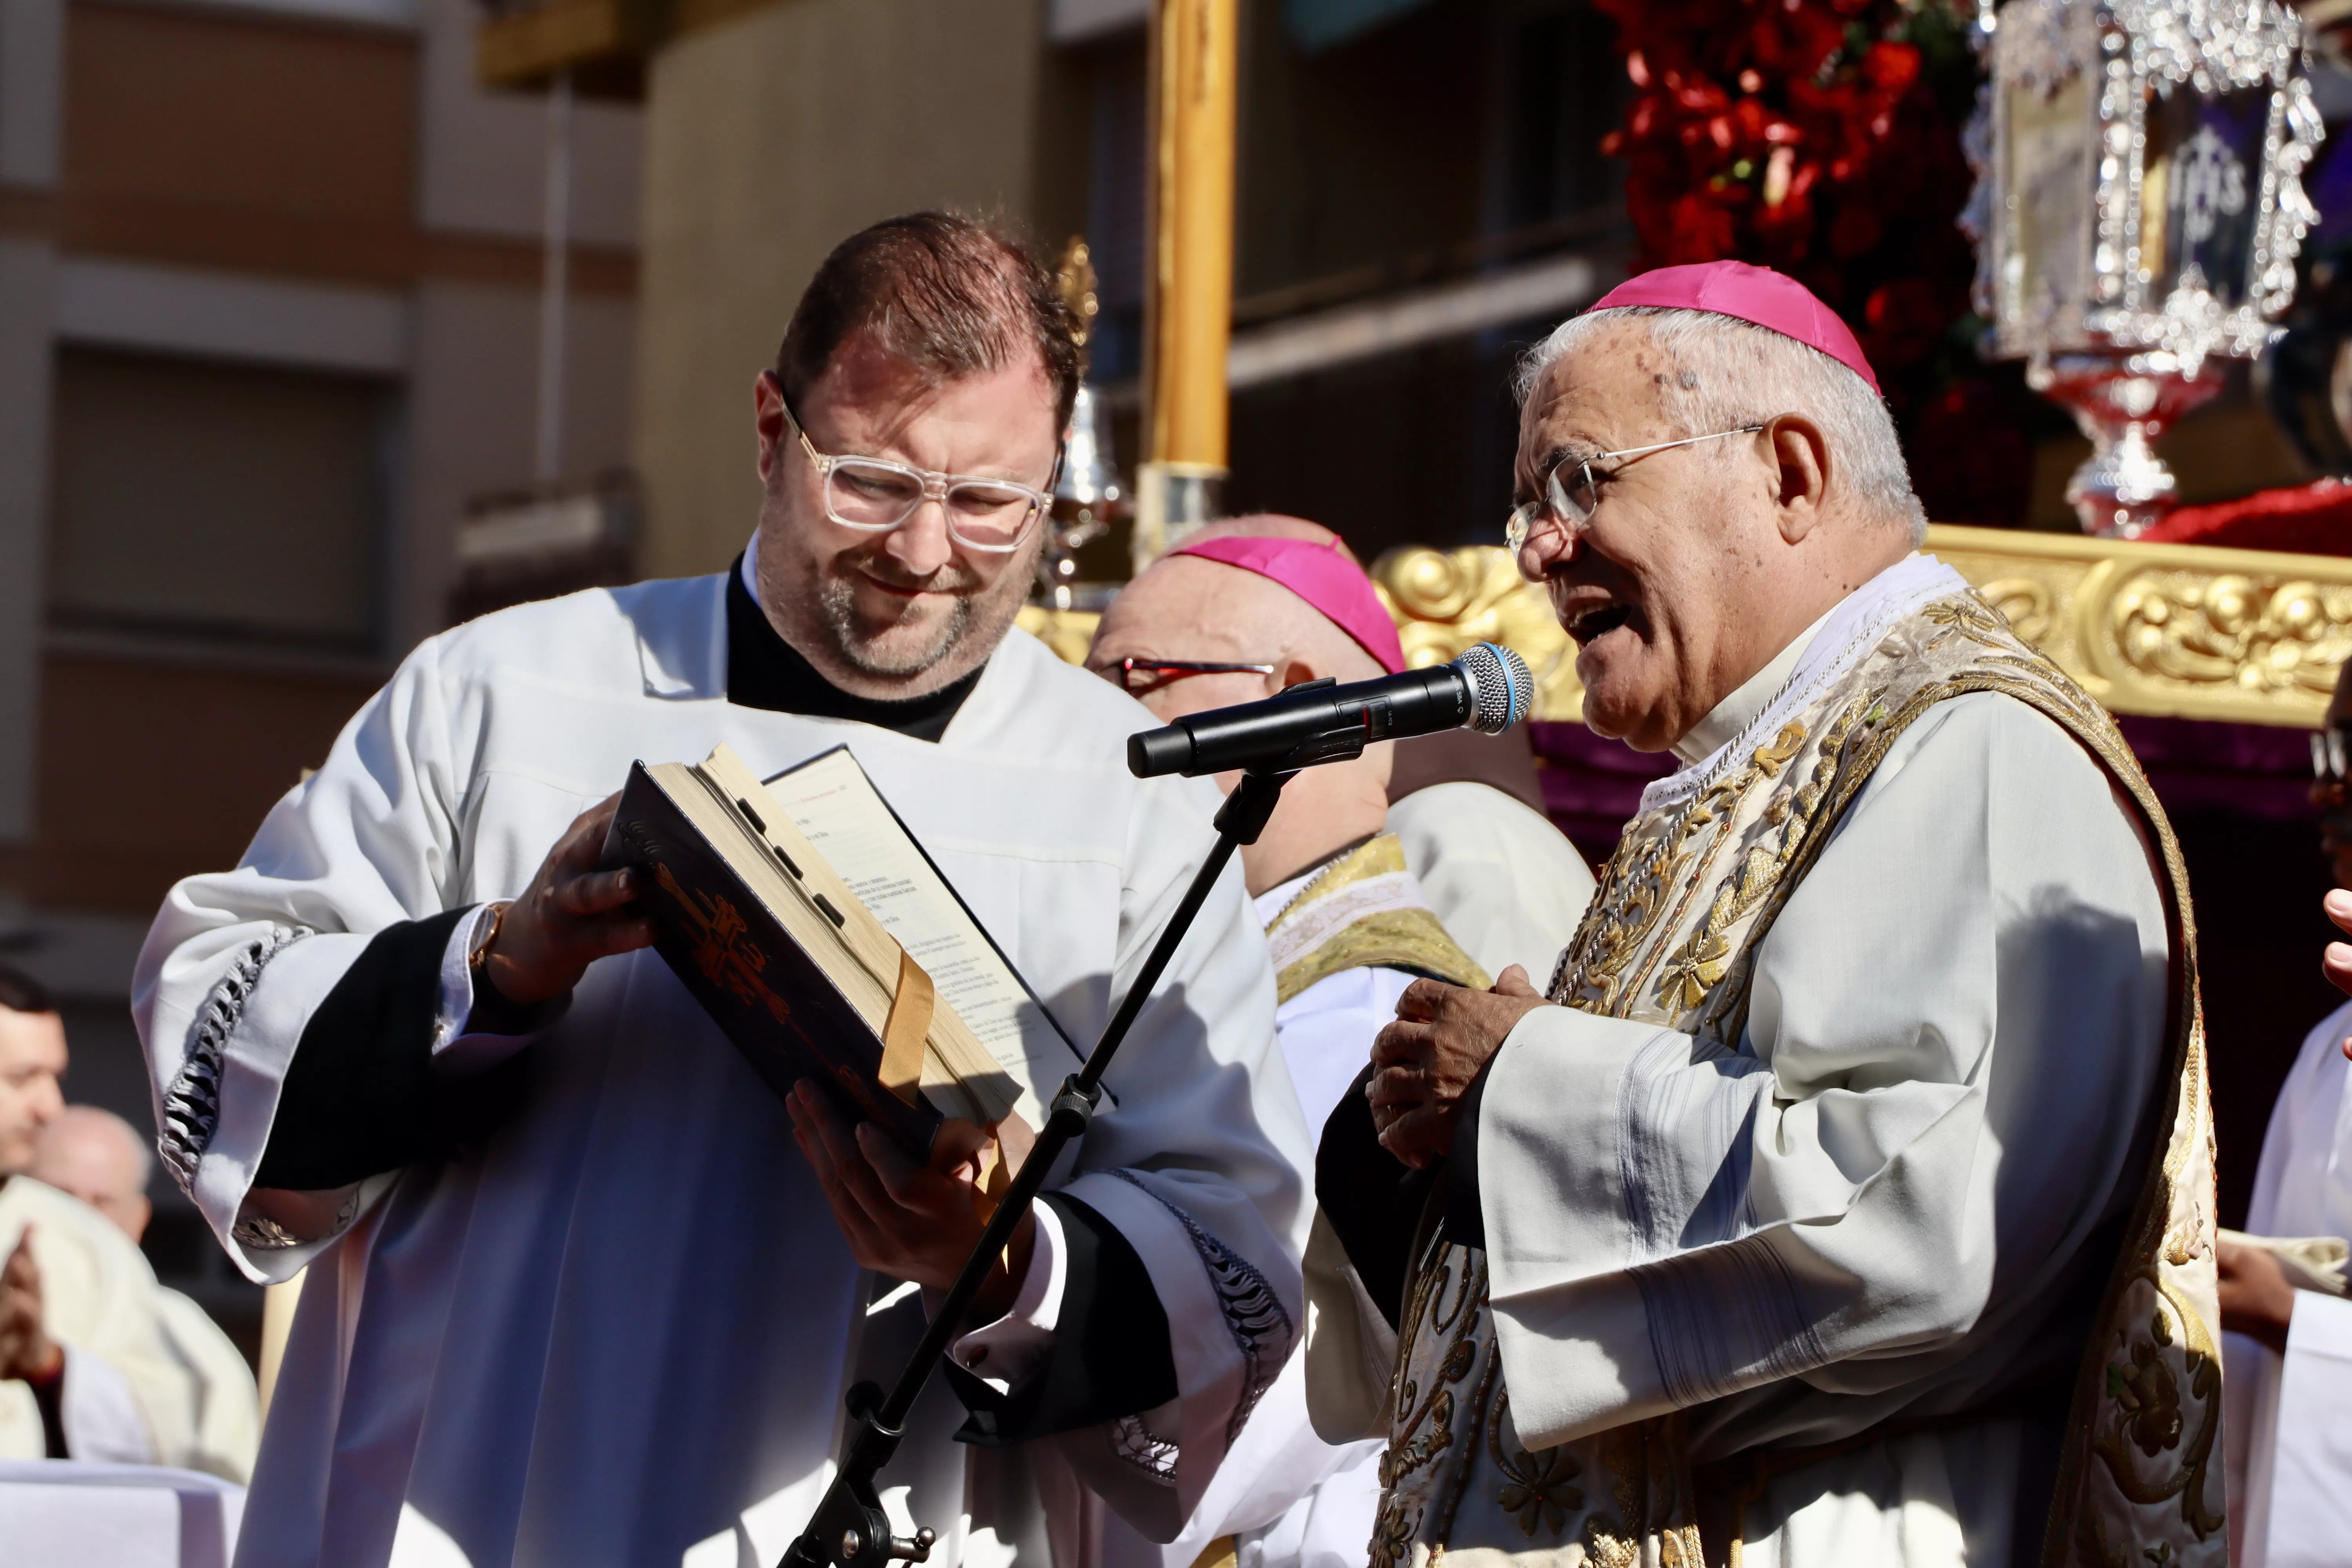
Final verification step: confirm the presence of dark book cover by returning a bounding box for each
[601,759,943,1154]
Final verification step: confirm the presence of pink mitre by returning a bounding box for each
[1589,260,1880,394]
[1163,533,1407,675]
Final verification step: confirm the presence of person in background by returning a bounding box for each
[0,965,195,1466]
[1085,515,1590,1568]
[2218,656,2352,1566]
[1385,720,1595,988]
[34,1105,259,1483]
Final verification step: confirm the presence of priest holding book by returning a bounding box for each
[133,212,1312,1568]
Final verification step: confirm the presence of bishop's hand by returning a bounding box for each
[1368,967,1548,1170]
[478,795,655,1007]
[786,1082,1038,1320]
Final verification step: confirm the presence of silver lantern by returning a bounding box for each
[1041,238,1128,611]
[1044,380,1126,610]
[1967,0,2323,537]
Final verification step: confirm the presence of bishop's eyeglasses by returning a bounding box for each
[775,378,1058,554]
[1505,425,1766,553]
[1107,658,1278,698]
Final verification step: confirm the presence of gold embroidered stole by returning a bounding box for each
[1374,592,2221,1566]
[1265,834,1488,1005]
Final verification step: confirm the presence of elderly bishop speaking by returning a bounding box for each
[1310,262,2222,1566]
[133,213,1309,1567]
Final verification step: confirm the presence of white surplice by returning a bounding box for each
[153,1287,260,1486]
[1144,822,1535,1568]
[0,1176,196,1467]
[132,571,1313,1568]
[2225,996,2352,1568]
[1387,784,1595,987]
[1123,877,1407,1568]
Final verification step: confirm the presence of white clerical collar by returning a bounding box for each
[1670,603,1837,766]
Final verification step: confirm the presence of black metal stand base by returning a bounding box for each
[778,768,1294,1568]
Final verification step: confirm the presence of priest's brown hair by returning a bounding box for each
[775,211,1081,433]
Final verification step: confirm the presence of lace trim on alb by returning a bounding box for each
[1111,1170,1295,1443]
[160,924,313,1198]
[1107,1414,1180,1484]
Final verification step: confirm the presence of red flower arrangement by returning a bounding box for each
[1593,0,2041,523]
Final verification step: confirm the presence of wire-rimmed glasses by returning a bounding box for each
[1106,657,1277,697]
[777,383,1057,554]
[1504,425,1767,553]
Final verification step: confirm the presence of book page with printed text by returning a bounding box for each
[763,748,1073,1125]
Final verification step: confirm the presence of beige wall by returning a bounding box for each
[633,0,1049,579]
[400,280,637,635]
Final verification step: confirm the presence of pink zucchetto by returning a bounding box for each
[1588,260,1880,394]
[1164,533,1407,675]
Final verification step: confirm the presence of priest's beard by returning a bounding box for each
[812,539,1035,682]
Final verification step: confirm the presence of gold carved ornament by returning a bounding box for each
[1369,546,1587,723]
[1023,526,2352,729]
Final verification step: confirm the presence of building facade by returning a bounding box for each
[0,0,641,1343]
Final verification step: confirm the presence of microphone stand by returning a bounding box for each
[778,765,1298,1568]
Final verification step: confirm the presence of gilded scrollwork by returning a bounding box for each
[2102,570,2352,696]
[1371,546,1586,722]
[2087,1271,2227,1541]
[1028,526,2352,730]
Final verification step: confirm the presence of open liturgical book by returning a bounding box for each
[603,742,1081,1155]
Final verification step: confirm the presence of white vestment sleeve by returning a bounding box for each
[1389,782,1595,986]
[1475,693,2169,1449]
[133,634,470,1283]
[2261,1290,2352,1567]
[1026,764,1311,1540]
[58,1344,156,1465]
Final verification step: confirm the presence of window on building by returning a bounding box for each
[1501,2,1627,231]
[47,348,390,653]
[1081,33,1150,383]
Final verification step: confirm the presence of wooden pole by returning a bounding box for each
[1135,0,1238,569]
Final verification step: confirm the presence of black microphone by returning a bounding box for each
[1127,642,1533,779]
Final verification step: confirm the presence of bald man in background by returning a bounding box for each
[1085,517,1591,1568]
[35,1105,259,1483]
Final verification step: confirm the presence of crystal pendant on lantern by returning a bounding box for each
[1042,237,1128,611]
[1965,0,2323,537]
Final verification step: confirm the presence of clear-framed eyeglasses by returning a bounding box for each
[1504,425,1767,553]
[777,382,1058,554]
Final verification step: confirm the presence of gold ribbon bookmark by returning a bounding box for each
[878,946,936,1106]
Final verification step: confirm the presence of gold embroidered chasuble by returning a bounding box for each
[1368,590,2223,1568]
[1265,833,1489,1005]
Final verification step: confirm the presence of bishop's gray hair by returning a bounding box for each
[1516,305,1929,546]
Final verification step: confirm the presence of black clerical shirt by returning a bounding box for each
[724,556,982,740]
